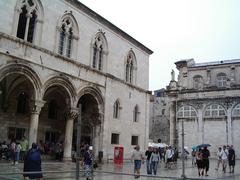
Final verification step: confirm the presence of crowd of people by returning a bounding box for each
[131,144,178,178]
[192,145,235,176]
[0,138,65,163]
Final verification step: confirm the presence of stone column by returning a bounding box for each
[169,101,176,147]
[198,109,204,144]
[227,109,232,145]
[24,13,32,41]
[63,108,79,161]
[29,100,45,148]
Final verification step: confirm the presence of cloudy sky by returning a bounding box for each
[79,0,240,91]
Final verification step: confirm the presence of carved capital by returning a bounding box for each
[65,108,79,120]
[29,99,45,114]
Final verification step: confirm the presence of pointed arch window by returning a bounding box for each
[17,92,28,114]
[125,51,136,84]
[92,32,107,71]
[14,0,44,44]
[113,100,120,119]
[133,105,140,122]
[56,13,79,58]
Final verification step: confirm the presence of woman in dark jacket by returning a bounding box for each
[24,143,43,180]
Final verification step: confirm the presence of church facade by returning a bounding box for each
[167,59,240,156]
[0,0,152,160]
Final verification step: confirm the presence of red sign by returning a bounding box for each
[114,146,124,164]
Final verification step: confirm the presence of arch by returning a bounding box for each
[113,99,121,119]
[42,75,76,107]
[91,31,108,71]
[0,63,42,100]
[203,104,226,117]
[56,11,79,58]
[232,103,240,117]
[133,104,140,122]
[125,50,137,84]
[77,86,104,114]
[177,105,197,118]
[13,0,44,44]
[57,12,79,36]
[15,0,44,21]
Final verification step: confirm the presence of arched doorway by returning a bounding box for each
[40,85,71,146]
[74,90,103,156]
[0,73,36,142]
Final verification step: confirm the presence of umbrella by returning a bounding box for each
[192,146,198,150]
[197,144,211,148]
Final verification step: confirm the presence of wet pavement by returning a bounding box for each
[0,159,239,179]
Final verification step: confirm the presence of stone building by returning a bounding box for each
[0,0,153,160]
[167,58,240,156]
[149,89,170,144]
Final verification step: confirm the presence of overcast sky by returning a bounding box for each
[79,0,240,91]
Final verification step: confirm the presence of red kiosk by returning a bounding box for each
[114,146,124,164]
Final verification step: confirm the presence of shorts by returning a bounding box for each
[134,160,142,170]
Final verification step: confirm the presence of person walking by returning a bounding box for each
[220,145,228,173]
[131,145,144,179]
[202,147,210,176]
[215,147,222,171]
[228,145,235,173]
[150,147,161,175]
[24,143,43,180]
[20,136,28,162]
[145,146,152,175]
[15,142,21,164]
[196,148,203,176]
[83,145,93,180]
[165,146,174,169]
[10,139,16,165]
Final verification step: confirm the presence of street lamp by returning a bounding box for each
[180,118,186,179]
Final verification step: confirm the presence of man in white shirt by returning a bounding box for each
[220,145,228,173]
[165,146,174,169]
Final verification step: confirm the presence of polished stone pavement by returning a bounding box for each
[0,159,239,179]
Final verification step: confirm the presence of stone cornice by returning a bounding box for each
[64,0,153,55]
[0,32,150,94]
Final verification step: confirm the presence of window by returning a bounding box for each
[8,127,25,141]
[57,12,79,58]
[45,131,59,143]
[92,32,107,71]
[17,92,28,114]
[125,51,136,84]
[14,0,43,44]
[193,75,203,89]
[113,100,120,119]
[204,104,226,117]
[131,136,138,145]
[217,73,227,87]
[233,104,240,117]
[177,106,197,118]
[48,100,58,119]
[133,105,140,122]
[111,133,119,144]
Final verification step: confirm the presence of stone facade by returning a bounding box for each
[167,58,240,157]
[149,89,170,144]
[0,0,153,160]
